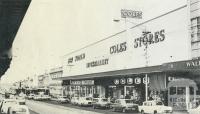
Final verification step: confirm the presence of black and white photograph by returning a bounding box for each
[0,0,200,114]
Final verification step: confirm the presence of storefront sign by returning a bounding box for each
[121,9,142,19]
[135,77,141,84]
[134,29,165,48]
[114,77,147,85]
[86,58,109,68]
[110,42,127,54]
[127,78,133,84]
[114,79,120,85]
[186,59,200,68]
[70,80,94,85]
[68,53,85,64]
[120,78,126,84]
[143,77,150,84]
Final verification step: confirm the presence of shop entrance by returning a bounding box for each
[124,86,136,99]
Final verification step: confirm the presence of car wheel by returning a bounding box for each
[154,110,157,114]
[141,110,144,114]
[122,108,126,113]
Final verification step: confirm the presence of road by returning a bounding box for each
[27,100,189,114]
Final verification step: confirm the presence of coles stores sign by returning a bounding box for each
[114,77,149,85]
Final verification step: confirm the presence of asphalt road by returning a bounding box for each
[28,100,189,114]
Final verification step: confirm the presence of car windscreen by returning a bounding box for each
[125,100,133,103]
[101,99,108,102]
[156,102,163,105]
[19,102,26,105]
[86,98,92,100]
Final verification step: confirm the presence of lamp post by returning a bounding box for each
[113,18,151,101]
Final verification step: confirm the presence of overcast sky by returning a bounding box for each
[0,0,186,83]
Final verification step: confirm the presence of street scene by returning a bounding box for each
[0,0,200,114]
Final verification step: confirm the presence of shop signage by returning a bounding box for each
[143,77,150,84]
[121,9,142,19]
[114,79,120,85]
[186,59,200,68]
[86,58,109,68]
[114,77,147,85]
[134,29,165,48]
[127,78,133,84]
[120,78,126,84]
[70,80,94,85]
[110,42,127,54]
[68,53,85,64]
[135,77,141,84]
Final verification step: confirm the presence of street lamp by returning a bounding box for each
[113,19,150,101]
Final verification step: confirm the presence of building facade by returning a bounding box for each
[59,0,200,111]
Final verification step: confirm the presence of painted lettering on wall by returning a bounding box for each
[110,42,127,54]
[86,58,109,68]
[134,29,165,48]
[68,53,85,64]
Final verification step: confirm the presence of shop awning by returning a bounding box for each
[60,65,164,80]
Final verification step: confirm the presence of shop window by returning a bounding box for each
[190,87,194,95]
[177,87,186,95]
[170,87,176,95]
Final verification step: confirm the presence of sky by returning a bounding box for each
[0,0,186,84]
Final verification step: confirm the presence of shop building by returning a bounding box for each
[49,67,63,97]
[59,0,200,111]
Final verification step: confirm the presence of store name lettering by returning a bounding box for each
[70,80,94,85]
[134,29,165,48]
[114,77,149,85]
[186,60,200,68]
[68,53,85,64]
[86,58,109,68]
[110,42,127,54]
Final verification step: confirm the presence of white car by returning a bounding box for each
[57,96,70,103]
[8,105,30,114]
[71,97,79,105]
[0,99,18,114]
[139,101,173,114]
[79,97,93,106]
[188,105,200,114]
[33,95,43,100]
[27,94,35,99]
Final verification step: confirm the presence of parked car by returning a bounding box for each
[188,104,200,114]
[139,100,173,114]
[111,99,139,113]
[70,97,79,105]
[42,95,51,100]
[0,99,18,114]
[33,95,43,101]
[92,98,110,109]
[27,94,35,99]
[57,96,70,103]
[8,105,30,114]
[78,97,93,106]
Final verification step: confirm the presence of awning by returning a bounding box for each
[59,65,164,80]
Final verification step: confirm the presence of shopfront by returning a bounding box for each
[59,3,198,111]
